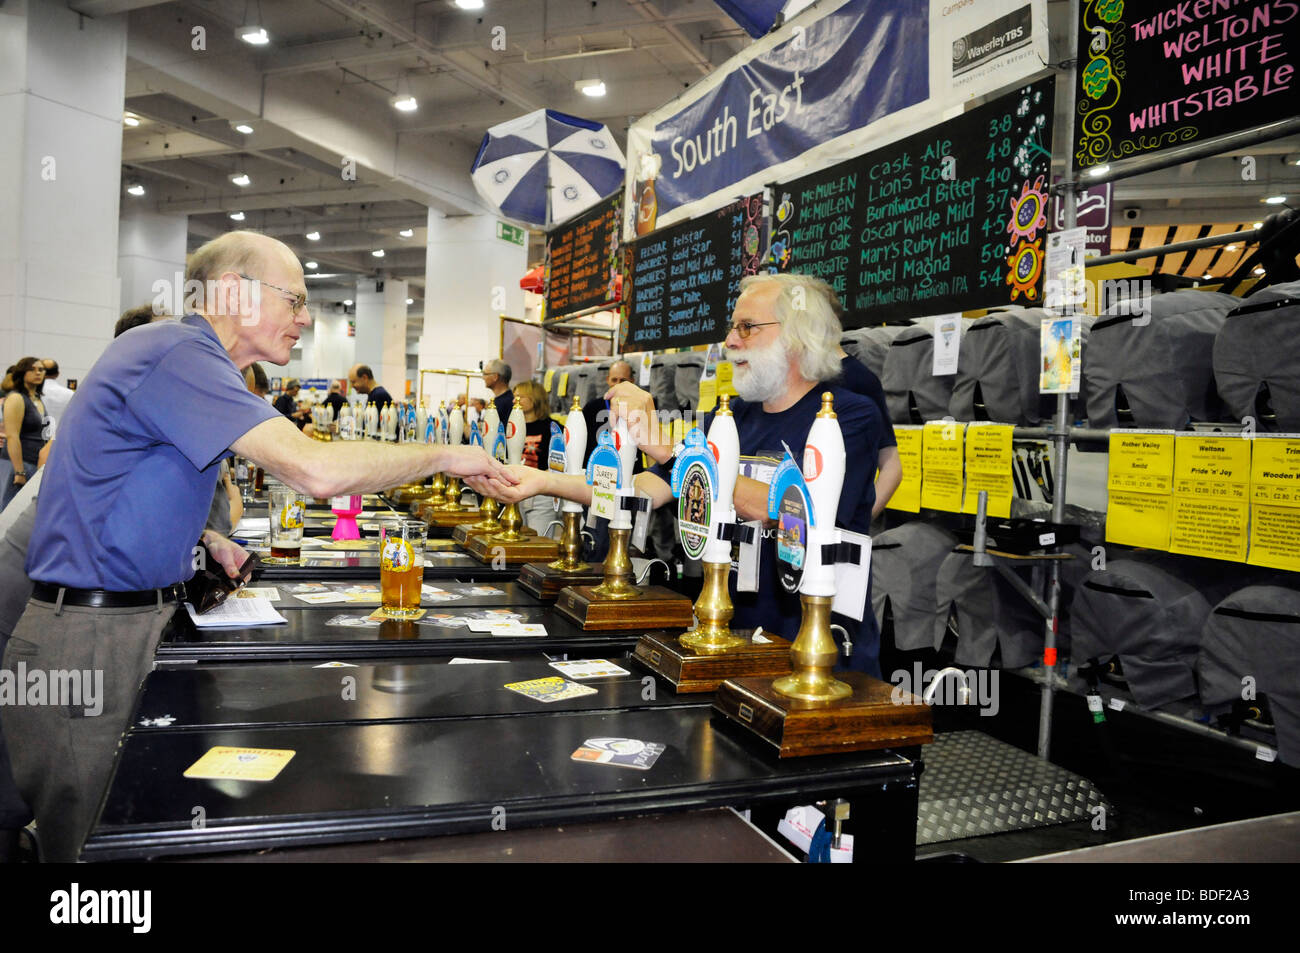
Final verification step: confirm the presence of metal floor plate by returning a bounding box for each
[917,731,1110,845]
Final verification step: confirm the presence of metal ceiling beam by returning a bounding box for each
[159,185,389,215]
[69,0,172,15]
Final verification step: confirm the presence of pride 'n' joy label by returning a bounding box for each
[279,500,305,530]
[677,461,712,560]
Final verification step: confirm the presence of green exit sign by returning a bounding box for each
[497,222,525,246]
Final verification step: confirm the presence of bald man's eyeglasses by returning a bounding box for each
[240,274,308,315]
[727,320,779,339]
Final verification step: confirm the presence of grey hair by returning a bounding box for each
[484,358,512,384]
[737,273,843,383]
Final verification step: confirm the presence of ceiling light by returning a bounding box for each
[372,249,385,258]
[1263,195,1286,204]
[233,123,254,135]
[575,79,606,97]
[305,231,321,241]
[305,261,318,270]
[229,211,245,221]
[123,113,140,127]
[237,25,269,46]
[1253,267,1266,275]
[1087,164,1110,177]
[126,182,145,197]
[1252,221,1264,229]
[399,228,414,238]
[1202,272,1212,280]
[454,0,485,10]
[390,94,418,112]
[1224,244,1238,251]
[406,298,414,305]
[343,299,354,306]
[230,172,251,187]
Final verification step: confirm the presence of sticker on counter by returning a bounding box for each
[549,659,630,679]
[294,591,351,605]
[570,737,666,771]
[237,587,280,601]
[324,614,382,627]
[448,657,509,665]
[416,614,472,628]
[183,746,295,782]
[466,586,503,596]
[504,677,597,703]
[313,661,358,668]
[290,582,327,592]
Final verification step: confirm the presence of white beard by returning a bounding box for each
[732,338,789,403]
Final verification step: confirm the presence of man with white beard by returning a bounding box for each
[485,273,886,677]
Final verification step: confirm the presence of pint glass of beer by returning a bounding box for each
[269,485,306,562]
[380,519,425,616]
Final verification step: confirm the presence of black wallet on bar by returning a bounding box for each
[186,548,261,614]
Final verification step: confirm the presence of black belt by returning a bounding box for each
[31,582,187,608]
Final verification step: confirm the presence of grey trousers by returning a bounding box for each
[1,598,171,862]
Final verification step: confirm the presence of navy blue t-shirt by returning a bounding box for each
[665,384,885,677]
[27,314,279,590]
[367,386,394,411]
[840,355,896,449]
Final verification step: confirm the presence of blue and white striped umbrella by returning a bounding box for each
[470,109,625,228]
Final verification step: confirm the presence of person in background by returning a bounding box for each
[348,364,393,411]
[514,379,557,535]
[323,380,346,420]
[482,358,514,427]
[39,360,74,431]
[274,378,309,429]
[113,304,160,338]
[582,359,635,465]
[2,358,50,509]
[244,362,270,399]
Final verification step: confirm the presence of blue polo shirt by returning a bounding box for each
[26,314,279,590]
[662,384,885,677]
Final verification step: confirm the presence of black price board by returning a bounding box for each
[621,194,765,351]
[1075,0,1298,172]
[768,76,1056,325]
[545,192,622,318]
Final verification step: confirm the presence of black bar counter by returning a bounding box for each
[134,655,699,731]
[83,706,921,861]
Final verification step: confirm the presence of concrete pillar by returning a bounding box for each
[418,212,527,407]
[0,0,127,380]
[354,277,408,399]
[118,207,188,316]
[291,306,354,383]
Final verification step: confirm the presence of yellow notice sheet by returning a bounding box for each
[886,426,923,513]
[1106,430,1175,551]
[1170,434,1251,562]
[1249,435,1300,570]
[558,372,569,397]
[544,369,555,392]
[1106,490,1173,550]
[716,361,737,397]
[1250,434,1300,508]
[1248,504,1300,572]
[184,746,295,782]
[962,424,1014,518]
[697,377,717,413]
[1107,430,1175,494]
[921,421,965,513]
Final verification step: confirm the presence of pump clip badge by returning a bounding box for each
[491,424,509,464]
[586,427,622,521]
[548,421,566,472]
[767,449,815,593]
[671,427,717,561]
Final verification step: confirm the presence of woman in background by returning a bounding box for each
[514,379,558,536]
[2,358,50,509]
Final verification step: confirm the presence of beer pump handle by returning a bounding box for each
[704,395,739,564]
[801,393,845,597]
[562,395,587,514]
[506,398,527,467]
[447,405,464,446]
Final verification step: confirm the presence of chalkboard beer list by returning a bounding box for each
[545,192,621,318]
[768,77,1055,325]
[622,194,764,351]
[1075,0,1298,170]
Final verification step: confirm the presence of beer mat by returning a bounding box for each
[449,657,509,664]
[549,659,631,679]
[425,592,464,602]
[293,591,351,605]
[416,614,472,627]
[236,587,280,601]
[503,677,598,703]
[570,738,666,771]
[366,607,427,621]
[185,598,286,627]
[491,623,548,637]
[324,614,381,627]
[290,583,327,592]
[319,538,380,551]
[184,746,295,782]
[312,661,358,668]
[465,586,503,596]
